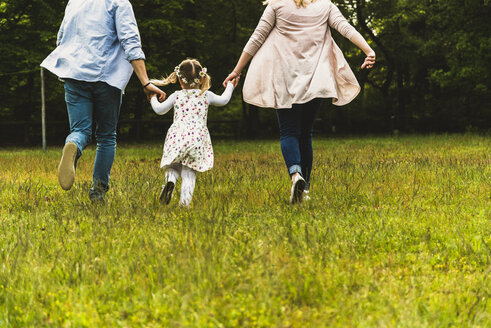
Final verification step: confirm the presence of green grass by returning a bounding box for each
[0,135,490,327]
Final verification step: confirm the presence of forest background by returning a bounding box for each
[0,0,490,144]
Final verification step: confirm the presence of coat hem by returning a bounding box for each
[244,92,340,109]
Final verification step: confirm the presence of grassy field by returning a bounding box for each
[0,135,489,327]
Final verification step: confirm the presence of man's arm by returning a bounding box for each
[131,59,166,101]
[113,2,165,101]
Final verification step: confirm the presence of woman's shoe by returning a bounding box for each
[159,181,175,205]
[290,174,306,204]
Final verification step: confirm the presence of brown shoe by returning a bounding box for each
[58,142,77,190]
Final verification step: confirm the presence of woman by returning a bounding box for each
[223,0,375,204]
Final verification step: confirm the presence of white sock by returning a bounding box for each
[165,167,180,184]
[180,166,196,206]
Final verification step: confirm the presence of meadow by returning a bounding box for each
[0,135,489,327]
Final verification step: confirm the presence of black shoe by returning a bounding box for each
[159,181,175,205]
[89,181,108,203]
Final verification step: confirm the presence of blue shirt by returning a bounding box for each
[41,0,145,90]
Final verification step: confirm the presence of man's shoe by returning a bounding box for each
[58,142,77,190]
[89,181,108,203]
[159,181,175,205]
[290,174,306,204]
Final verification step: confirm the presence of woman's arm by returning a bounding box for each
[242,5,276,57]
[150,92,176,115]
[223,52,253,87]
[349,33,376,69]
[328,4,375,69]
[206,82,235,107]
[223,5,276,86]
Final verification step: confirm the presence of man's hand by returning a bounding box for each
[144,83,166,102]
[130,59,166,101]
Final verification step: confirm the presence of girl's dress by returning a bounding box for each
[150,82,234,172]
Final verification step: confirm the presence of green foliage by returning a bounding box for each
[0,136,490,326]
[0,0,490,139]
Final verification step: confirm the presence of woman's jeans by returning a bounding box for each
[64,79,122,189]
[276,98,321,190]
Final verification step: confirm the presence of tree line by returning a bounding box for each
[1,0,489,144]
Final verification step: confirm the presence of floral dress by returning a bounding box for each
[161,89,213,172]
[150,83,235,172]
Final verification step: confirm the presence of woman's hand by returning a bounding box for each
[361,51,376,69]
[223,71,241,88]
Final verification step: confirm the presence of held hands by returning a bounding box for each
[361,51,376,69]
[144,83,166,102]
[223,71,241,88]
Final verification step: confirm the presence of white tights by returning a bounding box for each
[165,164,197,206]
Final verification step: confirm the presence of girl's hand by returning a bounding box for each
[361,51,376,69]
[150,94,159,103]
[223,71,241,87]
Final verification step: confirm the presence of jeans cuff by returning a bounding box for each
[288,165,302,176]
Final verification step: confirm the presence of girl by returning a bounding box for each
[150,59,235,206]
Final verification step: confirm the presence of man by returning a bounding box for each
[41,0,165,201]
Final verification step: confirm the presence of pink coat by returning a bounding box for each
[243,0,361,109]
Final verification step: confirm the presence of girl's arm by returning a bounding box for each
[206,82,235,107]
[150,92,176,115]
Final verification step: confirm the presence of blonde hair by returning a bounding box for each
[263,0,317,8]
[151,58,211,94]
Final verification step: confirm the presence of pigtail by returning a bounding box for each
[150,72,178,87]
[200,73,211,95]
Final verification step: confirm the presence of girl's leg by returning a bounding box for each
[165,164,182,184]
[180,166,197,206]
[299,98,321,191]
[160,164,181,204]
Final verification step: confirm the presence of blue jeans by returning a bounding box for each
[64,79,122,189]
[276,98,321,190]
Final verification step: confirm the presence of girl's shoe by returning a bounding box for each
[303,190,310,201]
[159,181,175,205]
[290,174,306,204]
[58,142,77,190]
